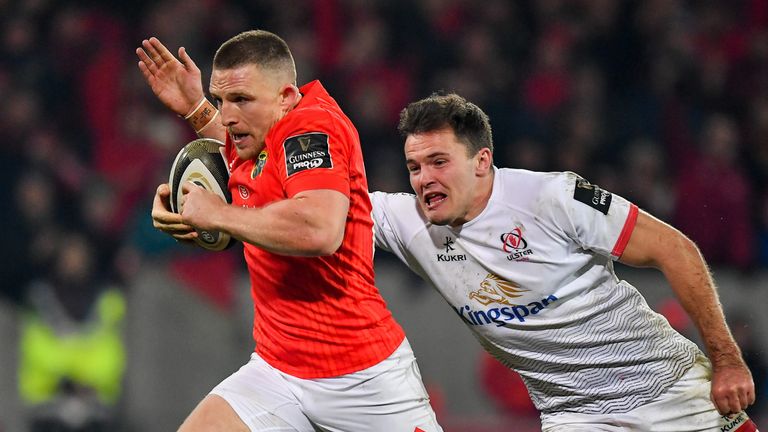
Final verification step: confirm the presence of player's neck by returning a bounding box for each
[476,169,494,213]
[459,168,495,226]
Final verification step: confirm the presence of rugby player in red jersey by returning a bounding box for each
[137,30,442,432]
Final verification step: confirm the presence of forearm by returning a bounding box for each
[620,212,744,368]
[659,236,743,368]
[620,211,754,414]
[211,194,345,256]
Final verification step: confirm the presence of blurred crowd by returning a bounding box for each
[1,0,767,430]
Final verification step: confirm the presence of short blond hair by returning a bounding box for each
[213,30,296,84]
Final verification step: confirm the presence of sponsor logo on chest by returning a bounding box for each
[436,236,467,262]
[455,273,559,327]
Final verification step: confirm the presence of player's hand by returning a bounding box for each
[179,182,226,232]
[710,361,755,415]
[151,183,197,241]
[136,37,205,117]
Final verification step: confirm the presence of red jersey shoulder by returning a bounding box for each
[270,105,353,178]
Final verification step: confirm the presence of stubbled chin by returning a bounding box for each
[426,213,451,226]
[420,203,443,224]
[235,146,257,161]
[233,138,266,160]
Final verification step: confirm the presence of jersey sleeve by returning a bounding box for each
[544,172,638,259]
[271,109,352,198]
[370,191,422,262]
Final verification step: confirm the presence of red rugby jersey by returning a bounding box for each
[225,80,405,378]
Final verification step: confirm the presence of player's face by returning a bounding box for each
[405,128,492,226]
[210,64,283,160]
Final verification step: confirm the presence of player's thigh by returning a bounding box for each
[178,394,250,432]
[300,339,443,432]
[208,353,315,431]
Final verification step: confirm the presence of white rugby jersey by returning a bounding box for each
[371,168,702,415]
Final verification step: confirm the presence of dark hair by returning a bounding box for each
[213,30,296,82]
[397,93,493,155]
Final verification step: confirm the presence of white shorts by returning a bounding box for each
[210,338,443,432]
[541,355,759,431]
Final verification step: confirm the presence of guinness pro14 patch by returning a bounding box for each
[283,132,333,176]
[573,178,612,215]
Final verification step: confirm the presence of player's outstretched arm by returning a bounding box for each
[136,37,225,141]
[618,210,755,415]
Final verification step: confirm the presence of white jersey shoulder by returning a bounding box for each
[370,168,700,414]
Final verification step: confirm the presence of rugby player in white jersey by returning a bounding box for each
[370,93,760,431]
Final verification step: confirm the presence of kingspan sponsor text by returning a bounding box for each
[454,295,559,327]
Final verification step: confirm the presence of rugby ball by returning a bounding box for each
[168,138,236,251]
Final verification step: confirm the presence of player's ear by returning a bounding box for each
[475,148,493,175]
[279,84,301,112]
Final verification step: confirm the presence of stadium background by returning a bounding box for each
[1,0,767,430]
